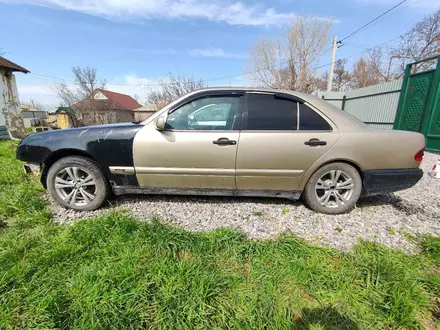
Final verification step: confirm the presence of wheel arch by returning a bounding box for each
[40,149,104,188]
[299,158,364,191]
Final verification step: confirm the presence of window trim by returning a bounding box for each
[164,92,245,132]
[243,92,336,132]
[298,102,335,132]
[243,92,301,132]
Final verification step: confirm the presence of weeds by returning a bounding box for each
[0,140,439,329]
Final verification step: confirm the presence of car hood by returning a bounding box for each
[21,122,141,140]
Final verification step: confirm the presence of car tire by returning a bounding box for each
[47,156,110,211]
[303,162,362,215]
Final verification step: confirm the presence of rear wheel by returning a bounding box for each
[303,162,362,214]
[47,156,110,211]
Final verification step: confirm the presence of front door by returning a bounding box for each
[133,93,244,189]
[236,93,339,191]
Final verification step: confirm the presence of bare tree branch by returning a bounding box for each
[392,8,440,73]
[246,15,333,92]
[52,67,107,127]
[147,71,206,109]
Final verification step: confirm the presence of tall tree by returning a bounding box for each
[392,8,440,74]
[315,59,352,92]
[332,59,352,91]
[53,67,107,126]
[147,72,206,109]
[350,57,384,89]
[246,15,333,92]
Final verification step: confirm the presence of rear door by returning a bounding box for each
[236,92,340,191]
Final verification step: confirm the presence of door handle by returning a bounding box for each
[213,139,237,146]
[304,139,327,146]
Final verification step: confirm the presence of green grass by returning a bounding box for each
[0,140,439,329]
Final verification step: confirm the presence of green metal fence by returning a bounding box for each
[318,80,403,130]
[394,56,440,152]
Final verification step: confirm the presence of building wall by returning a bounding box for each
[0,125,9,139]
[94,91,108,100]
[134,111,156,122]
[57,113,70,129]
[21,110,49,128]
[0,68,26,138]
[115,110,134,123]
[88,110,133,125]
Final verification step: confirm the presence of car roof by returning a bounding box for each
[190,87,369,132]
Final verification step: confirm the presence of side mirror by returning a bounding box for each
[154,114,167,131]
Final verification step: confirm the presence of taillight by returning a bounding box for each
[414,148,425,162]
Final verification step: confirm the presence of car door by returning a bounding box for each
[236,92,340,191]
[133,92,244,190]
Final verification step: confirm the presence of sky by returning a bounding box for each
[0,0,438,108]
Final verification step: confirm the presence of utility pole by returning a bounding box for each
[327,36,338,92]
[228,74,231,87]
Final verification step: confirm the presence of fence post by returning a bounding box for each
[394,64,412,129]
[341,95,346,111]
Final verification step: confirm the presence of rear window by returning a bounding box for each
[299,104,332,130]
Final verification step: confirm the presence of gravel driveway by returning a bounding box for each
[52,152,440,252]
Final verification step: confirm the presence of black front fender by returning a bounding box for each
[17,123,143,187]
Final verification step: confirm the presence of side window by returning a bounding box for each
[166,96,241,131]
[299,104,332,131]
[247,94,297,130]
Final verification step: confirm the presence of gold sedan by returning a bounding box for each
[17,88,425,214]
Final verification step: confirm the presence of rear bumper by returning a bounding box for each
[361,168,423,196]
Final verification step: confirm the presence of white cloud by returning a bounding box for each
[188,47,246,59]
[1,0,335,26]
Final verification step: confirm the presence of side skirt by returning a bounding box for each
[112,186,302,200]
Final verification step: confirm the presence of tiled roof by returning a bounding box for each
[99,89,142,111]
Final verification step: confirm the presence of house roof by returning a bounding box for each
[99,89,142,111]
[0,56,30,73]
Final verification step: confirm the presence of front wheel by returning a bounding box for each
[47,156,110,211]
[303,162,362,214]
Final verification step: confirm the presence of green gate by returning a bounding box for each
[394,56,440,152]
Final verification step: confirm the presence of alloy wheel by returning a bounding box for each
[315,170,355,209]
[54,166,96,206]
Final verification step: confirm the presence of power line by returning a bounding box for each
[356,0,423,32]
[30,72,165,87]
[338,0,409,43]
[30,35,402,89]
[30,35,403,87]
[314,35,403,70]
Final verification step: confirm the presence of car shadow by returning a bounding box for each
[110,193,304,207]
[358,193,437,217]
[294,307,359,330]
[108,192,433,217]
[357,193,400,207]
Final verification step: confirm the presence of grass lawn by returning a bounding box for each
[0,140,439,330]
